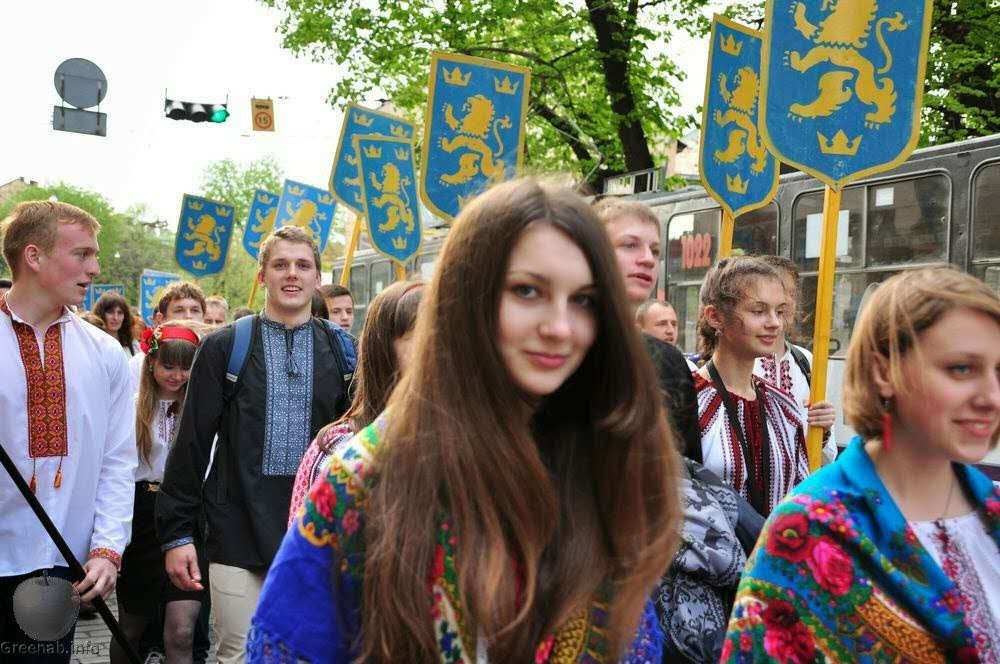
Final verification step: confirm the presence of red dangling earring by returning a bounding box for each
[881,399,893,452]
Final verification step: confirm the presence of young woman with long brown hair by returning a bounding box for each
[248,178,682,663]
[288,279,423,522]
[93,290,139,356]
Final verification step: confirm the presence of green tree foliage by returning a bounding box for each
[261,0,710,184]
[193,157,284,308]
[726,0,1000,147]
[0,183,174,304]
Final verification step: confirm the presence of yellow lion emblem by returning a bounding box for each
[786,0,908,126]
[284,200,319,239]
[183,214,222,262]
[714,67,768,174]
[249,206,277,250]
[438,94,512,186]
[368,163,414,234]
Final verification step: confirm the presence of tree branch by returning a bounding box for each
[531,100,597,164]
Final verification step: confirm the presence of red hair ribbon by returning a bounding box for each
[140,325,200,354]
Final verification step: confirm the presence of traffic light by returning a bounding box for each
[164,98,229,123]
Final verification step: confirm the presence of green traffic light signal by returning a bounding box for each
[210,105,230,123]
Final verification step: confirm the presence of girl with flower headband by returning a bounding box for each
[723,268,1000,662]
[112,321,207,664]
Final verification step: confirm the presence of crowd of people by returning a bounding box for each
[0,180,997,663]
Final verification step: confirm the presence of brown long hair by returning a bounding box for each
[93,291,136,354]
[360,178,681,662]
[135,321,203,465]
[316,279,423,439]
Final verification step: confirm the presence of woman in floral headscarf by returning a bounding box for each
[722,268,1000,663]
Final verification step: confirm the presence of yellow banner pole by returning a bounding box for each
[393,262,406,281]
[806,185,842,471]
[339,214,362,287]
[718,210,735,259]
[246,278,260,309]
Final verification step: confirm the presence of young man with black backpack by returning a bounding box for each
[156,226,354,664]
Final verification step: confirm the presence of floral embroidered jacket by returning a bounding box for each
[247,417,665,664]
[722,437,1000,663]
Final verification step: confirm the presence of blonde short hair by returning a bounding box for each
[844,267,1000,447]
[1,201,100,277]
[592,197,660,231]
[258,226,322,273]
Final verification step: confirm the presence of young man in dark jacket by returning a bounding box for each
[156,227,350,663]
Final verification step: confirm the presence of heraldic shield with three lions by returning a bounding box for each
[421,51,531,220]
[354,135,422,265]
[701,15,780,219]
[760,0,933,188]
[174,194,236,277]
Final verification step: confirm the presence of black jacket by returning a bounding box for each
[642,335,701,460]
[156,317,348,571]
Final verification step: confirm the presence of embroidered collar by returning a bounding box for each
[0,294,74,330]
[260,312,311,332]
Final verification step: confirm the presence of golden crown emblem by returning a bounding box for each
[354,112,374,127]
[287,184,305,196]
[256,193,273,205]
[390,124,408,138]
[719,34,743,57]
[345,154,358,166]
[725,173,749,194]
[315,212,328,222]
[392,236,407,250]
[317,193,333,205]
[817,130,862,156]
[192,260,207,270]
[188,200,204,211]
[394,147,409,161]
[363,144,382,158]
[494,76,519,95]
[443,66,471,86]
[215,207,231,218]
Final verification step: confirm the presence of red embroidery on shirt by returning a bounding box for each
[0,294,69,459]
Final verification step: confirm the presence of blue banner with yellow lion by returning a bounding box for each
[174,194,236,277]
[330,103,415,215]
[759,0,933,188]
[273,180,336,253]
[421,51,531,220]
[83,283,126,311]
[139,270,180,325]
[242,189,280,261]
[700,16,779,219]
[354,135,422,264]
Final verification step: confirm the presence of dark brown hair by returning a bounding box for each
[319,284,352,302]
[156,281,207,317]
[93,291,135,354]
[258,226,322,273]
[697,256,782,358]
[360,178,680,662]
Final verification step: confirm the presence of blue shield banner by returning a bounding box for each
[242,189,280,260]
[760,0,932,188]
[273,180,336,253]
[174,195,236,277]
[139,270,181,325]
[84,284,126,311]
[421,51,531,220]
[354,135,422,264]
[700,16,779,218]
[330,103,415,215]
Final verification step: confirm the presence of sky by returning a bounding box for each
[0,1,710,228]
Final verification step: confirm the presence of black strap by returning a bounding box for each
[706,360,772,515]
[787,344,812,387]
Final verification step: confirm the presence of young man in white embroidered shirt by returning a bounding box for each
[752,254,838,463]
[0,201,136,663]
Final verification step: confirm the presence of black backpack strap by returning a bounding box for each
[788,344,812,387]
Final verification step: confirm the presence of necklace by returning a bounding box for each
[933,473,960,578]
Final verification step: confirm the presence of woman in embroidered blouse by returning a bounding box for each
[112,321,206,664]
[249,178,682,663]
[288,279,423,524]
[694,256,808,517]
[723,267,1000,663]
[93,290,140,356]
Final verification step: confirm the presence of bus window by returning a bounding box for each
[669,284,702,355]
[349,264,368,306]
[666,208,720,281]
[416,253,438,280]
[370,261,392,298]
[733,203,778,256]
[972,163,1000,260]
[797,270,901,357]
[866,174,949,266]
[791,187,864,272]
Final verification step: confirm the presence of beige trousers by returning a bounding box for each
[208,562,265,664]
